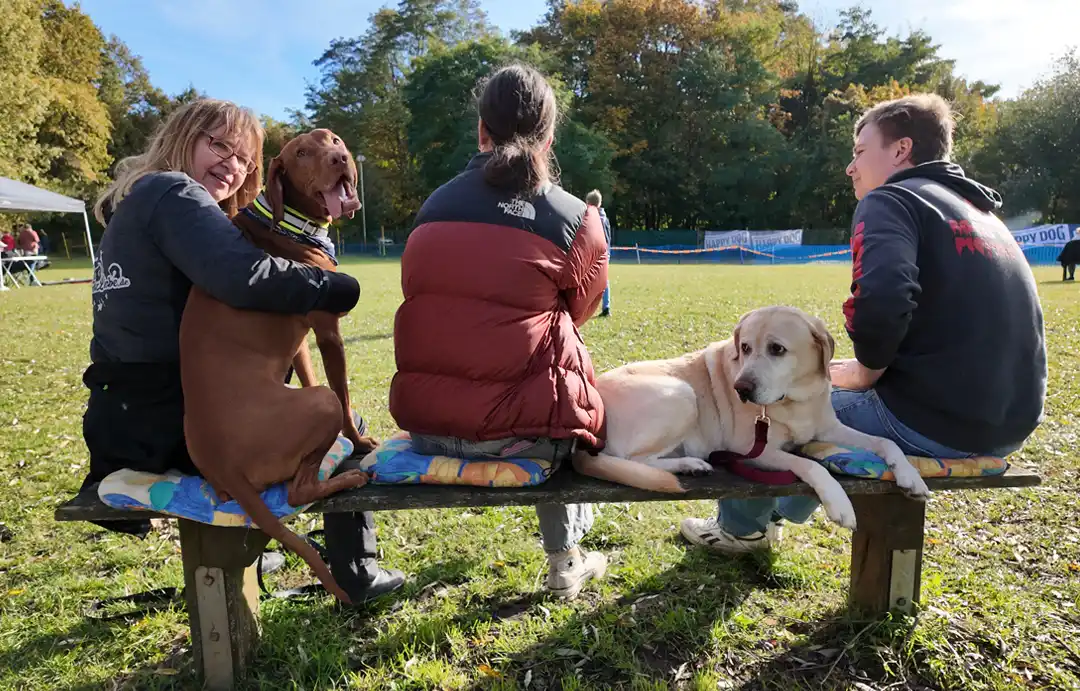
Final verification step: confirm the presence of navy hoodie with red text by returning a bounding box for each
[843,161,1047,453]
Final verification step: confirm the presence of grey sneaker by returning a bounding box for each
[680,517,782,554]
[545,546,607,599]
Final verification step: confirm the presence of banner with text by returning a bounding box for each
[704,229,803,249]
[1011,224,1079,246]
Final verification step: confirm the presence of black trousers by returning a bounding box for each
[324,454,382,593]
[80,363,383,592]
[81,362,196,537]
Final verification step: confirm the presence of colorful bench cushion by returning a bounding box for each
[358,432,555,488]
[798,441,1008,481]
[97,436,354,528]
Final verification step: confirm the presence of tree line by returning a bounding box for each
[2,0,1077,247]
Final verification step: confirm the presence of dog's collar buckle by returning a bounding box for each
[756,406,771,427]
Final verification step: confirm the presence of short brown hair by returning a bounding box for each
[855,93,954,164]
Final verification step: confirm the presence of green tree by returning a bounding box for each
[972,54,1080,222]
[36,0,112,195]
[403,37,615,206]
[0,0,49,182]
[260,115,301,170]
[519,0,792,230]
[306,0,493,238]
[97,37,176,170]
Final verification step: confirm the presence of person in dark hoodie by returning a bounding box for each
[681,93,1047,553]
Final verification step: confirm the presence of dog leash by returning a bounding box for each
[708,407,798,485]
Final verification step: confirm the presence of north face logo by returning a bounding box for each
[497,197,536,220]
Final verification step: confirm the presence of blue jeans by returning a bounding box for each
[715,388,1024,537]
[602,282,611,311]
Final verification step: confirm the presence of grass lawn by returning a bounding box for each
[1,258,1078,690]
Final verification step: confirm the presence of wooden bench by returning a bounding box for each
[56,466,1041,690]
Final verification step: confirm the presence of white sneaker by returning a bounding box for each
[680,517,782,554]
[545,545,607,599]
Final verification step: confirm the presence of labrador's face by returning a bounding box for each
[731,307,834,406]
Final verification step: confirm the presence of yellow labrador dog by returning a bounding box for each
[573,306,930,530]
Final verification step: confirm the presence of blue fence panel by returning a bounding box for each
[339,242,1065,266]
[1022,245,1064,265]
[609,243,1064,267]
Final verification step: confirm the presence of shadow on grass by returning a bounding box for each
[243,556,482,689]
[456,539,800,689]
[730,612,920,690]
[0,599,197,691]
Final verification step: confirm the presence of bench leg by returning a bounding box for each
[848,494,925,616]
[178,519,270,691]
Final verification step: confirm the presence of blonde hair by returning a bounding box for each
[585,189,602,206]
[94,98,264,224]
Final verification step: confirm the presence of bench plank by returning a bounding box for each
[55,465,1042,522]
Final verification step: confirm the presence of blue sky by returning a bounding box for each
[75,0,1078,121]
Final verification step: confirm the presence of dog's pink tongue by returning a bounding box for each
[323,183,346,219]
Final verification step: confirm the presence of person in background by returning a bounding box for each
[585,189,612,317]
[681,93,1047,553]
[1,230,14,258]
[390,64,610,599]
[37,228,50,265]
[16,223,39,255]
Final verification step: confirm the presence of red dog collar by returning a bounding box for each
[708,407,798,485]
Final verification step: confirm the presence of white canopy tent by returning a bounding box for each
[0,176,95,264]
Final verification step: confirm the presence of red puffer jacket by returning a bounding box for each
[389,154,609,449]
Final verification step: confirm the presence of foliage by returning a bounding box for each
[0,1,203,247]
[2,0,1077,242]
[305,0,494,240]
[970,54,1080,222]
[402,36,616,203]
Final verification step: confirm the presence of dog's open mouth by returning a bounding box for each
[319,177,361,220]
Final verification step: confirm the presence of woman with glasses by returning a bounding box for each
[79,99,361,535]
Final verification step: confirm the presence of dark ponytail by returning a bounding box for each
[477,64,558,196]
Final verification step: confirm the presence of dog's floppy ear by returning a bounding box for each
[731,311,751,360]
[265,155,286,228]
[807,315,836,376]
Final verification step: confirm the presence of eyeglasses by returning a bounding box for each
[203,133,257,175]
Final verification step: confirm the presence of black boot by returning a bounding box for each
[323,421,405,604]
[324,508,405,604]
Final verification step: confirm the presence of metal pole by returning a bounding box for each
[83,210,96,266]
[356,153,368,252]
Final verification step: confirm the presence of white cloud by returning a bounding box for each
[900,0,1079,96]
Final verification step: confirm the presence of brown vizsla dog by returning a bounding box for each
[179,129,375,604]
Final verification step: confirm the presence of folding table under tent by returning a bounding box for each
[0,176,96,268]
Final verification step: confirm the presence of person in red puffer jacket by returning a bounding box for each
[390,63,609,600]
